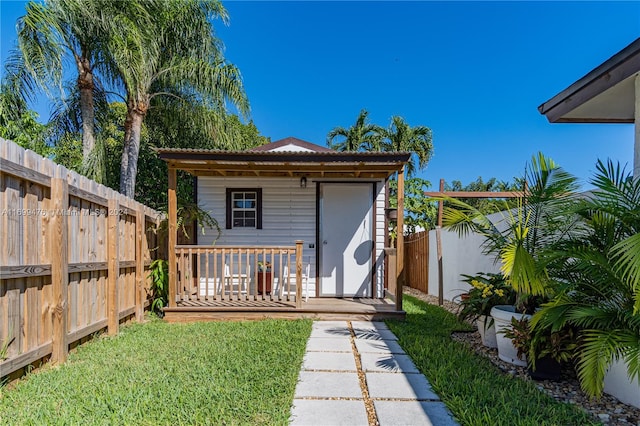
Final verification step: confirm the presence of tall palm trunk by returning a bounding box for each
[120,97,148,197]
[75,54,95,160]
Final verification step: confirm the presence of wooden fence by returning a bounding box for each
[0,138,162,379]
[404,231,429,293]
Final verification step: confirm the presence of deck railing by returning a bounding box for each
[171,241,304,308]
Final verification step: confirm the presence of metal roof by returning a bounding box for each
[156,147,411,178]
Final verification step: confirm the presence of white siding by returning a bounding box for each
[197,176,388,298]
[267,144,315,152]
[375,180,386,298]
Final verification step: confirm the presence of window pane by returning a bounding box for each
[234,200,244,208]
[245,218,256,227]
[233,193,243,200]
[245,193,256,199]
[244,200,255,208]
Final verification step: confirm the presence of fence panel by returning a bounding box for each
[0,138,162,379]
[404,231,429,293]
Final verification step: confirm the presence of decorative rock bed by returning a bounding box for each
[403,288,640,426]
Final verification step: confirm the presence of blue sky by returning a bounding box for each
[1,1,639,189]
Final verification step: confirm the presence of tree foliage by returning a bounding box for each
[389,177,437,233]
[3,0,255,200]
[327,110,433,177]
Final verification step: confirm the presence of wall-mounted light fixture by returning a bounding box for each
[300,176,307,188]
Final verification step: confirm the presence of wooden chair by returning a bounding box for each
[282,257,311,302]
[224,256,249,296]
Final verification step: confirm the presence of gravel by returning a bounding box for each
[403,287,640,426]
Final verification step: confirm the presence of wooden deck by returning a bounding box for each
[163,297,405,322]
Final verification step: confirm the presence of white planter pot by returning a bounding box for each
[604,357,640,408]
[477,315,497,348]
[490,305,531,367]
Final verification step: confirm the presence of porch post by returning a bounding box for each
[168,166,177,308]
[395,167,405,311]
[295,240,303,309]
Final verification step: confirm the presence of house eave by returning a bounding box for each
[538,37,640,123]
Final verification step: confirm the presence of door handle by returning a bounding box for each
[323,240,328,245]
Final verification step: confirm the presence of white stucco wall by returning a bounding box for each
[427,212,503,302]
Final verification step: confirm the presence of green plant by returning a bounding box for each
[0,333,14,361]
[148,259,168,313]
[534,159,640,398]
[156,200,222,243]
[502,317,577,369]
[441,153,580,308]
[457,272,516,322]
[257,261,271,272]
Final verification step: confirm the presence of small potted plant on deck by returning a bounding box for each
[257,261,272,295]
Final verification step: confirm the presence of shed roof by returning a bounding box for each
[538,38,640,123]
[157,147,410,178]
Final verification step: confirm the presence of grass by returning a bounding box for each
[0,318,311,425]
[386,295,599,426]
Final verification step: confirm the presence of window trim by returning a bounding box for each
[226,188,262,229]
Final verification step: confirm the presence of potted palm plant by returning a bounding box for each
[442,153,580,365]
[533,160,640,406]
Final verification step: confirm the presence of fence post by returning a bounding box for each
[107,197,120,335]
[50,177,68,364]
[135,207,145,321]
[295,240,303,309]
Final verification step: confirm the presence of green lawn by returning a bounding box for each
[0,318,311,425]
[386,295,598,426]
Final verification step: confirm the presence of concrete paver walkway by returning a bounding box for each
[290,321,459,425]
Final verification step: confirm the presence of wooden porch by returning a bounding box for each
[164,297,404,322]
[160,144,411,322]
[165,242,405,321]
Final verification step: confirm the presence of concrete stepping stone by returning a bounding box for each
[302,351,357,371]
[352,327,398,341]
[294,371,362,398]
[366,372,440,400]
[290,399,369,426]
[351,321,390,331]
[355,338,404,354]
[306,337,353,352]
[309,322,351,338]
[374,400,459,426]
[359,353,419,373]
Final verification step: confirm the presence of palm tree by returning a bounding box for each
[5,0,151,183]
[532,160,640,398]
[379,116,433,176]
[441,153,580,299]
[115,0,249,197]
[327,109,383,151]
[7,0,110,160]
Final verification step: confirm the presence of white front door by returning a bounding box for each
[319,183,373,297]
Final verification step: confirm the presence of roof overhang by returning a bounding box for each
[538,38,640,123]
[157,148,411,179]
